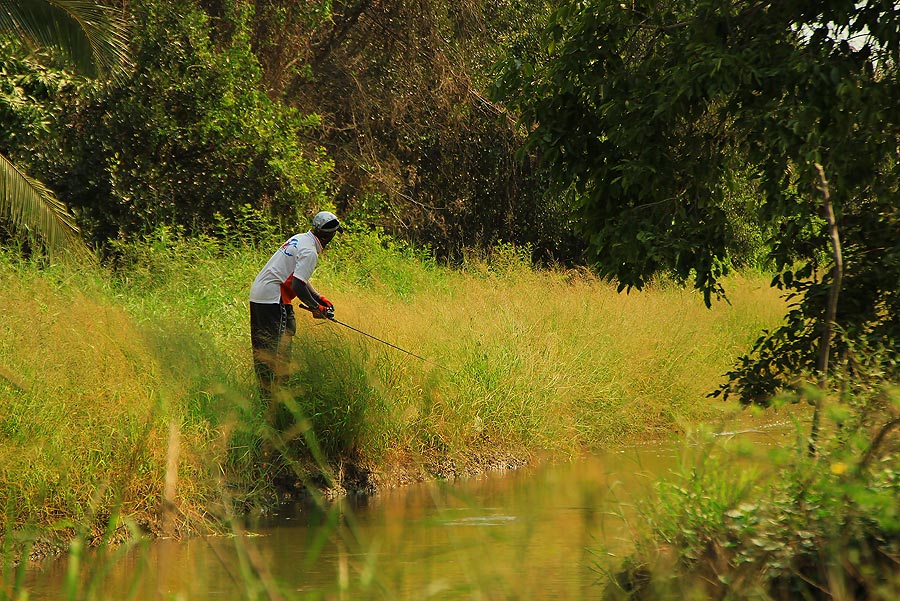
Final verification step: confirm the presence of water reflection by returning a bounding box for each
[22,410,799,600]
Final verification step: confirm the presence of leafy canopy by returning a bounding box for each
[494,0,900,402]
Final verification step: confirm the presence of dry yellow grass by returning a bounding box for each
[0,236,786,537]
[314,251,786,455]
[0,258,220,538]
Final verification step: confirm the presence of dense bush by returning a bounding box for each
[239,0,586,264]
[32,0,332,250]
[0,40,72,156]
[607,388,900,600]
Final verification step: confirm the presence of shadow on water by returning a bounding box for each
[20,410,801,600]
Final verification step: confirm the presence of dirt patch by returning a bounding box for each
[268,447,532,501]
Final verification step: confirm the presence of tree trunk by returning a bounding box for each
[809,163,843,455]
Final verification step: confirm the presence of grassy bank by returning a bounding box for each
[603,387,900,600]
[0,227,785,547]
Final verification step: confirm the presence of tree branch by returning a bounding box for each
[310,0,377,71]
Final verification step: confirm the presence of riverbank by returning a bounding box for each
[19,408,808,600]
[603,385,900,600]
[0,228,786,555]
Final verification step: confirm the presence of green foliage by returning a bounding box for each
[0,41,82,252]
[242,0,583,264]
[0,40,80,253]
[0,39,73,152]
[276,336,390,460]
[37,0,332,249]
[324,221,449,299]
[648,454,762,560]
[0,4,119,259]
[0,0,130,81]
[611,389,900,600]
[494,0,900,402]
[721,168,776,271]
[6,0,586,263]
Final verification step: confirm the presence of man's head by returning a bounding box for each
[311,211,343,246]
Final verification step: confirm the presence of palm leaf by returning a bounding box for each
[0,0,130,258]
[0,0,130,81]
[0,152,92,259]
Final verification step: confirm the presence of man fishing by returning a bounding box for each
[248,210,343,399]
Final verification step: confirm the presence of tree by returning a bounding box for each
[0,0,128,256]
[494,0,900,403]
[231,0,585,263]
[41,0,333,249]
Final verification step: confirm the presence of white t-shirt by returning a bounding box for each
[249,231,322,304]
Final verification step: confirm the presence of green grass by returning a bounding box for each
[0,227,786,548]
[602,388,900,600]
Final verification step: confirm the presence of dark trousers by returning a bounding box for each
[249,302,296,400]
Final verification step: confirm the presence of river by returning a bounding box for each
[22,410,798,600]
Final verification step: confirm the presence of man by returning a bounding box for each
[249,210,343,398]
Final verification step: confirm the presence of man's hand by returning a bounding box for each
[312,298,334,319]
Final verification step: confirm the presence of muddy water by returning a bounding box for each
[24,412,798,600]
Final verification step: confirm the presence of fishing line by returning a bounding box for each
[297,304,456,374]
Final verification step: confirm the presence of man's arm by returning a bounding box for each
[291,278,321,309]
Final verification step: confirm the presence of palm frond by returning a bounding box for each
[0,0,130,81]
[0,152,93,260]
[0,0,125,260]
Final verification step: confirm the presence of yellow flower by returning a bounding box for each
[830,462,848,475]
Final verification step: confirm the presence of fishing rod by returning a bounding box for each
[297,304,454,374]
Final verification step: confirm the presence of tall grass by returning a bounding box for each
[320,238,785,456]
[0,226,786,553]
